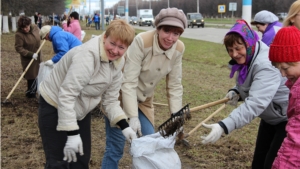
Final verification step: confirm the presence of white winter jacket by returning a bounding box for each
[39,34,127,131]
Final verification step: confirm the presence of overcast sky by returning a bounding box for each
[76,0,120,14]
[80,0,120,14]
[85,0,120,8]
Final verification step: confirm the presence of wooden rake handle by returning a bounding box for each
[4,40,46,101]
[185,104,226,138]
[190,98,229,112]
[153,102,168,106]
[153,98,229,108]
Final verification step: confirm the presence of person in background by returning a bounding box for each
[283,0,300,29]
[269,26,300,169]
[62,11,82,41]
[200,20,289,169]
[38,19,137,169]
[250,10,282,46]
[101,7,187,169]
[15,16,41,98]
[34,12,38,25]
[37,13,42,29]
[106,15,109,25]
[93,13,100,30]
[39,25,82,67]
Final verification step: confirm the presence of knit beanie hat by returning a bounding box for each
[269,26,300,62]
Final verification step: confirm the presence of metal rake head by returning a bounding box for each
[158,104,191,138]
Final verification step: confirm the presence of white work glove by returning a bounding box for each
[62,20,67,25]
[201,123,224,144]
[45,59,54,67]
[32,53,38,60]
[122,127,138,143]
[63,134,84,162]
[225,90,239,106]
[129,117,142,137]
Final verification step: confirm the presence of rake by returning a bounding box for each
[179,104,226,147]
[158,104,191,138]
[157,98,229,138]
[1,40,46,105]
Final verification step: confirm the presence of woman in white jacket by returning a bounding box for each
[38,20,136,169]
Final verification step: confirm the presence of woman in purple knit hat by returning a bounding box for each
[200,20,289,169]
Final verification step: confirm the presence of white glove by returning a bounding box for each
[225,90,239,106]
[62,20,67,25]
[122,127,137,143]
[45,60,54,67]
[63,134,84,162]
[129,117,142,137]
[201,123,224,144]
[32,53,38,60]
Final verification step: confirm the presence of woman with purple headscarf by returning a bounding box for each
[200,20,289,168]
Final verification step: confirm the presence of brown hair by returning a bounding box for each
[223,33,246,48]
[17,16,31,29]
[157,25,184,35]
[105,19,135,47]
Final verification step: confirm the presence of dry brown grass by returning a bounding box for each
[1,24,260,169]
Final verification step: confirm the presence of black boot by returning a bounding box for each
[26,79,37,98]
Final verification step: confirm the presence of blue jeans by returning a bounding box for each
[101,109,154,169]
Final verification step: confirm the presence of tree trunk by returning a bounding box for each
[12,16,17,32]
[3,16,10,33]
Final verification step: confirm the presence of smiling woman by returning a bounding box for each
[101,7,188,169]
[37,19,136,169]
[201,19,289,169]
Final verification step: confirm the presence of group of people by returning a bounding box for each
[15,11,83,99]
[13,0,300,168]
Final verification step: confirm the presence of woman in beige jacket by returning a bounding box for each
[38,20,136,169]
[101,8,187,169]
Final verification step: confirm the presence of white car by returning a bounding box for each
[277,12,287,20]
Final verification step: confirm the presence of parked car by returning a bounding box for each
[277,12,287,20]
[186,13,205,28]
[130,16,138,25]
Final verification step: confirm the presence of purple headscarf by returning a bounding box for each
[226,20,259,85]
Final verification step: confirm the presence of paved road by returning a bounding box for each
[132,24,262,44]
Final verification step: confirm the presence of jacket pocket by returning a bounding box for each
[259,102,287,125]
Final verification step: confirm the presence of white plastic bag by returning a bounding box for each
[81,30,86,41]
[37,62,54,94]
[130,132,181,169]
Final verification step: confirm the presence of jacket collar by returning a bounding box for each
[152,31,177,60]
[99,32,122,69]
